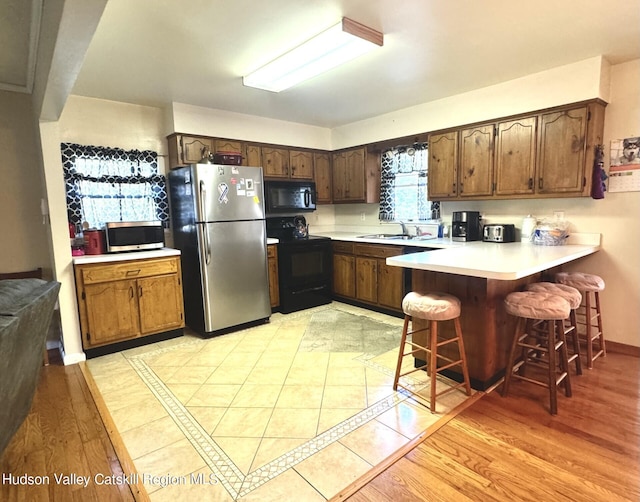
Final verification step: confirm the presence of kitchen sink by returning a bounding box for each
[357,233,408,239]
[356,233,437,241]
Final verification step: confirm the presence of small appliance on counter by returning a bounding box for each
[452,211,481,242]
[483,224,516,243]
[84,228,106,255]
[105,221,164,253]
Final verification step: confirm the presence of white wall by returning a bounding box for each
[0,91,51,275]
[40,96,169,363]
[169,102,332,150]
[331,56,609,149]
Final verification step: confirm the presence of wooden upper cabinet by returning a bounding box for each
[262,147,290,178]
[537,106,588,194]
[289,150,314,179]
[314,152,332,203]
[213,139,243,154]
[245,144,262,167]
[459,125,494,197]
[428,131,458,199]
[494,117,537,196]
[332,147,368,202]
[182,136,213,164]
[344,148,366,201]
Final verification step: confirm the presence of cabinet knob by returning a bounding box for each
[538,178,544,189]
[528,178,533,190]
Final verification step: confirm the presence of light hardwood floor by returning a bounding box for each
[1,350,638,501]
[345,350,640,502]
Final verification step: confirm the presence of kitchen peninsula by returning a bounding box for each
[386,235,601,389]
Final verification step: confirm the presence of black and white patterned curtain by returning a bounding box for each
[379,142,438,222]
[61,143,169,229]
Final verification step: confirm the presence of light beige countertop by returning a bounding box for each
[72,247,181,265]
[386,236,601,280]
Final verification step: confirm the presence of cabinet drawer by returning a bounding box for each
[79,257,179,285]
[332,241,355,254]
[267,244,277,258]
[354,244,403,258]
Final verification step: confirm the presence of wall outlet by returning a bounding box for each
[360,212,366,221]
[553,211,565,220]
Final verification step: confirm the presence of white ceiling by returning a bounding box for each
[3,0,640,128]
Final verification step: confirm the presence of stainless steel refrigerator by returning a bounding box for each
[169,164,271,336]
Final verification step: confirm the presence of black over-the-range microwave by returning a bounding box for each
[264,180,316,214]
[105,221,165,252]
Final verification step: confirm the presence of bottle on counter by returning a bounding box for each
[521,215,537,242]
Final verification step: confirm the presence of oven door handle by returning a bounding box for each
[292,285,328,295]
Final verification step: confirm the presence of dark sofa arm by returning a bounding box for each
[0,279,61,456]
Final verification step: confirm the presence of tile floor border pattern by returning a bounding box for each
[127,357,245,498]
[123,327,415,500]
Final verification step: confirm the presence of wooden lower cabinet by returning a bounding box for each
[75,256,185,349]
[332,241,405,312]
[333,244,356,298]
[267,244,279,308]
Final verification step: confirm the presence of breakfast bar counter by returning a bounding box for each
[386,235,601,390]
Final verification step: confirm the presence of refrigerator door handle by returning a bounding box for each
[199,181,211,264]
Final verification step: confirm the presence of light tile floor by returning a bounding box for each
[86,302,473,501]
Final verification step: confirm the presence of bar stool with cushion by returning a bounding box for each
[555,272,606,368]
[525,282,583,375]
[393,291,471,413]
[502,291,572,415]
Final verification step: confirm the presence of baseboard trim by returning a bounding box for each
[606,341,640,358]
[329,391,485,501]
[79,362,151,502]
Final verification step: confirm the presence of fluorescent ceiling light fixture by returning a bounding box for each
[243,17,383,92]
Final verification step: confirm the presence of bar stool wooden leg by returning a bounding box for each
[548,320,558,415]
[393,315,411,391]
[585,292,594,369]
[556,320,572,398]
[502,317,524,397]
[595,291,606,358]
[568,309,582,375]
[454,317,472,396]
[429,320,438,413]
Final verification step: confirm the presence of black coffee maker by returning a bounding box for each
[452,211,481,242]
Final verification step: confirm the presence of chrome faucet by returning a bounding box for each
[398,221,409,236]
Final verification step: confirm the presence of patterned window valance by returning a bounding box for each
[61,143,169,229]
[378,142,439,222]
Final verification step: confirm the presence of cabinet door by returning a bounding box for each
[84,279,140,346]
[428,132,458,199]
[289,150,314,179]
[459,125,494,197]
[245,144,262,167]
[332,152,347,201]
[138,274,184,335]
[344,148,366,201]
[182,136,214,164]
[263,147,290,178]
[495,117,537,195]
[314,152,332,203]
[377,259,404,310]
[537,107,588,194]
[333,253,355,298]
[356,256,377,303]
[267,245,279,308]
[214,139,243,154]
